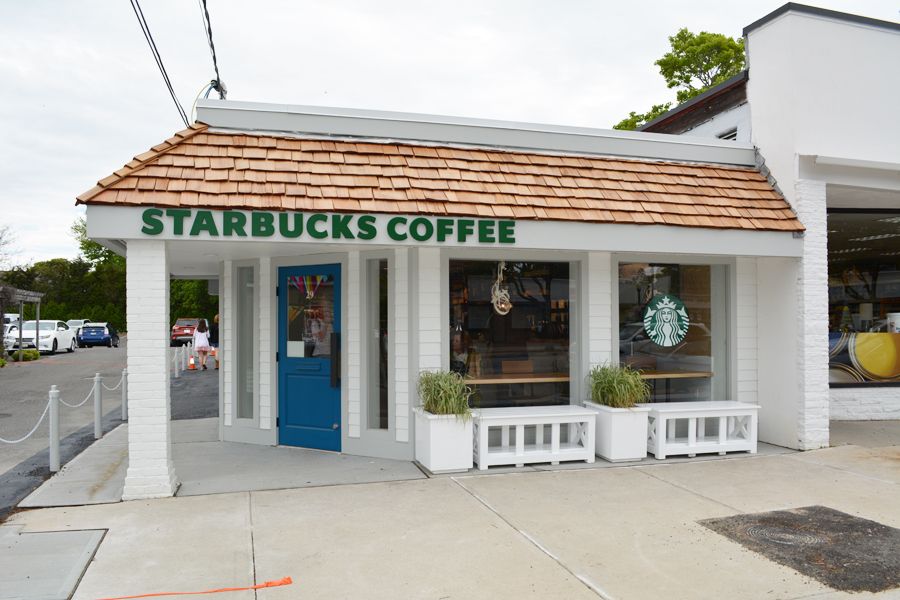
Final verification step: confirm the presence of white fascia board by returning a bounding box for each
[814,155,900,173]
[195,100,757,167]
[86,205,802,258]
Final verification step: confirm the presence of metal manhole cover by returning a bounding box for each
[743,524,831,547]
[701,506,900,593]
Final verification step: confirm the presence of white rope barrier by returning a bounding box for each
[102,371,126,391]
[59,385,95,409]
[0,397,51,444]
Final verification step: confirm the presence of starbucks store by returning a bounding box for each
[80,100,814,500]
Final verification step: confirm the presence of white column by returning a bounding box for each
[258,258,273,429]
[394,248,410,442]
[222,261,234,427]
[416,248,443,373]
[586,252,613,367]
[736,258,759,404]
[347,252,362,438]
[794,179,830,450]
[123,240,177,500]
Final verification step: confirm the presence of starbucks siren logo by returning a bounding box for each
[643,294,690,347]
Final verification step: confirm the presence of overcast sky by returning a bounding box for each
[1,0,896,267]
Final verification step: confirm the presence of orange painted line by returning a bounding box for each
[93,577,292,600]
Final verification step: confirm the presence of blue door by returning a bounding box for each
[278,264,341,451]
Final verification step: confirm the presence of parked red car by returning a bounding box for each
[171,318,206,347]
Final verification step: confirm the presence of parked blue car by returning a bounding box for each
[78,322,120,348]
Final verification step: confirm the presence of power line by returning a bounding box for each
[129,0,190,128]
[198,0,226,99]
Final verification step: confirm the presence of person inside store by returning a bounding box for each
[450,331,481,378]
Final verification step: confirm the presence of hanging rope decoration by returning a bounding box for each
[491,261,513,315]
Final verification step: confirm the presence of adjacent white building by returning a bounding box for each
[641,4,900,426]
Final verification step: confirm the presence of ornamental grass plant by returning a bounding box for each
[417,370,474,423]
[587,363,651,409]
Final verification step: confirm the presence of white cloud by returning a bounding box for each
[0,0,895,265]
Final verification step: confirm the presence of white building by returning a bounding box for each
[640,3,900,425]
[78,2,900,501]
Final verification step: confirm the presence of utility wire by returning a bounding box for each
[198,0,226,99]
[129,0,190,128]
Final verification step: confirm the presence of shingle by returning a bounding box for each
[76,128,802,232]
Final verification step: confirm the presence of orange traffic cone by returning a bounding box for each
[211,347,216,357]
[189,352,196,370]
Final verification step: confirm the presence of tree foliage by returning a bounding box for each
[0,224,19,269]
[613,28,745,130]
[170,279,218,327]
[656,28,745,104]
[3,258,127,331]
[71,216,125,267]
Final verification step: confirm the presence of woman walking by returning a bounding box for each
[193,319,212,370]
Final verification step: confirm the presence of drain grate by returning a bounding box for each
[743,524,831,547]
[701,506,900,593]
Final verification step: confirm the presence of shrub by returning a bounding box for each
[417,370,474,422]
[587,363,650,409]
[0,357,6,368]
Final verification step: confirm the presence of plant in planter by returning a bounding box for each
[584,363,652,462]
[413,370,475,473]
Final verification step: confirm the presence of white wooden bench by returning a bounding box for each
[645,401,759,460]
[473,406,595,470]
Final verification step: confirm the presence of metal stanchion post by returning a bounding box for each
[121,368,128,421]
[49,385,60,472]
[94,373,102,439]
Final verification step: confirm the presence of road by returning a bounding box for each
[0,339,129,474]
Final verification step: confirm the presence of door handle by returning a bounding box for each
[330,332,340,388]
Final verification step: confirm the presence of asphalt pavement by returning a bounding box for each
[0,341,218,522]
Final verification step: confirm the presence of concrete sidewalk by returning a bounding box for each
[3,421,899,599]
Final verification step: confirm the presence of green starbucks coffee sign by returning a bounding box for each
[643,294,690,347]
[139,208,515,244]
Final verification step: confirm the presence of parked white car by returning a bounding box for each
[8,320,77,354]
[3,323,19,351]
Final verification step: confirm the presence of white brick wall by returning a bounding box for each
[417,248,442,372]
[736,258,759,404]
[347,252,362,438]
[222,261,233,427]
[587,252,613,366]
[794,179,830,449]
[831,388,900,420]
[394,248,410,442]
[258,258,272,429]
[122,240,178,500]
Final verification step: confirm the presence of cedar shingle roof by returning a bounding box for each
[76,123,803,232]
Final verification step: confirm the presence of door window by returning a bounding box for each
[286,274,335,358]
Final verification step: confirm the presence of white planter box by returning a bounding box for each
[414,407,474,474]
[583,400,651,463]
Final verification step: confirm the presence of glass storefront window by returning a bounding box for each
[236,266,255,419]
[285,274,335,359]
[449,260,570,408]
[828,212,900,384]
[367,260,388,430]
[618,263,727,403]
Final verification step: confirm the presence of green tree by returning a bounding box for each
[614,28,745,130]
[71,216,126,267]
[170,279,218,327]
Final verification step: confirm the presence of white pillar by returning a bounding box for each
[347,252,362,439]
[586,252,613,368]
[123,239,178,500]
[735,257,759,405]
[394,248,410,442]
[416,248,443,374]
[794,179,830,450]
